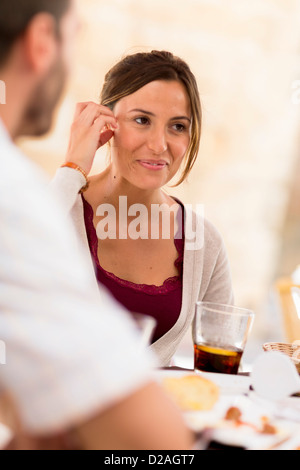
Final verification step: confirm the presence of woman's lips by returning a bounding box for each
[137,160,168,171]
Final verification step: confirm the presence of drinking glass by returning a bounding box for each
[193,302,254,374]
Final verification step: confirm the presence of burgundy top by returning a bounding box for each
[81,196,184,343]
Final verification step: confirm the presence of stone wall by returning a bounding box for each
[19,0,300,345]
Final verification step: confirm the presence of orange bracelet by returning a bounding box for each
[61,162,89,193]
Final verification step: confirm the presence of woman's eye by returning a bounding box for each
[172,123,186,132]
[135,117,149,125]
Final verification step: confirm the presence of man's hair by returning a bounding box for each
[0,0,70,67]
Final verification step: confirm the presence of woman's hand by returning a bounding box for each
[65,102,118,175]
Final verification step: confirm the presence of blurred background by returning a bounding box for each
[18,0,300,368]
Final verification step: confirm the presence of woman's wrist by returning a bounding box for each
[63,155,92,175]
[61,162,90,193]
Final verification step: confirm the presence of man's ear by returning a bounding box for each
[22,13,58,75]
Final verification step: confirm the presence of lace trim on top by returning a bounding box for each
[82,196,184,295]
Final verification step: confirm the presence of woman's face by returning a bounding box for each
[110,80,191,191]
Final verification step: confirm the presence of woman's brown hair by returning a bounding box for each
[100,50,202,186]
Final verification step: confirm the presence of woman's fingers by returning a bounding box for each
[65,102,117,175]
[74,102,89,120]
[75,102,117,128]
[93,114,118,132]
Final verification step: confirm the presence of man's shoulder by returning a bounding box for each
[1,137,49,187]
[0,134,53,216]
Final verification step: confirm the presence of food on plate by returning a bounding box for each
[260,422,277,435]
[260,416,277,435]
[224,407,242,421]
[223,407,278,435]
[162,374,219,411]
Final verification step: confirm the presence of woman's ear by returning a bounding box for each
[22,13,58,76]
[99,129,115,148]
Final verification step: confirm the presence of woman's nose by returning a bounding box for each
[147,128,168,155]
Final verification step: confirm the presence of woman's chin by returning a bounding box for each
[130,177,168,192]
[129,170,172,191]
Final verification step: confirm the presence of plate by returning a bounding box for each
[154,368,251,394]
[154,369,300,450]
[185,394,298,450]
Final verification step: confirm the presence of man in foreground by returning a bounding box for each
[0,0,193,450]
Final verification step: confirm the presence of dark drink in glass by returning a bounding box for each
[194,343,243,375]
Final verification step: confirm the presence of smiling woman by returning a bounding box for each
[101,50,201,187]
[109,80,191,191]
[51,50,234,366]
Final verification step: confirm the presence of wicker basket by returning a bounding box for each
[263,342,300,374]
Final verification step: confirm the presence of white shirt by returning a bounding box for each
[0,120,155,435]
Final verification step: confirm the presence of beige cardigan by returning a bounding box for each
[51,167,234,366]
